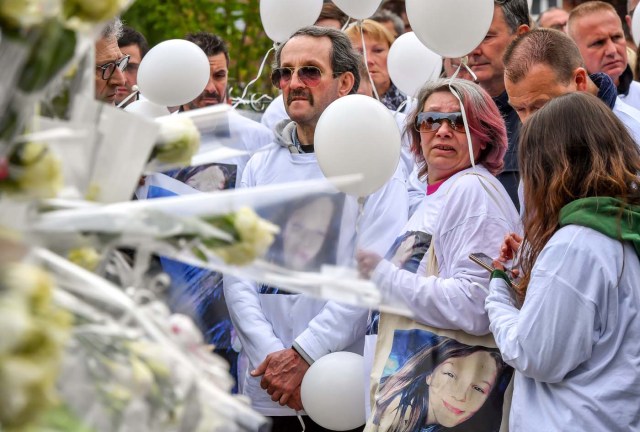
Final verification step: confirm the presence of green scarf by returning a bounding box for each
[559,197,640,258]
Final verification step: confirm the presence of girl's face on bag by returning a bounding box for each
[426,350,498,427]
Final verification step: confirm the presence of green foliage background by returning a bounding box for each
[122,0,276,96]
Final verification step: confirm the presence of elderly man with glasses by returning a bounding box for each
[94,18,129,104]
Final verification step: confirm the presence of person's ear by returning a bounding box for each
[426,374,432,385]
[337,71,356,97]
[516,24,530,36]
[574,67,588,91]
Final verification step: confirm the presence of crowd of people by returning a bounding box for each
[93,0,640,430]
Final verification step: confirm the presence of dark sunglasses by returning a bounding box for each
[271,65,339,89]
[415,111,466,133]
[96,54,130,81]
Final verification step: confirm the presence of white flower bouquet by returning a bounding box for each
[0,263,72,430]
[0,141,63,198]
[192,207,279,266]
[147,116,201,170]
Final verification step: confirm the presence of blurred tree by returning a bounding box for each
[122,0,277,97]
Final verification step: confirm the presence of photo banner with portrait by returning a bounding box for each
[131,174,364,393]
[255,193,348,294]
[366,230,513,432]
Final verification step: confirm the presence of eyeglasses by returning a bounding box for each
[415,111,466,133]
[270,65,339,89]
[96,54,130,80]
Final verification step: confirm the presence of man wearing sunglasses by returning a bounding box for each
[143,31,273,396]
[225,26,408,431]
[94,18,128,105]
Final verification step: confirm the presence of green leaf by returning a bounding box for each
[18,20,77,93]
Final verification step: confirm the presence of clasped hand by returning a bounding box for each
[251,348,309,411]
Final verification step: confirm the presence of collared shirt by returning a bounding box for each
[381,82,408,112]
[590,72,617,109]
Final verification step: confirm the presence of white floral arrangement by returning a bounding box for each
[0,263,72,430]
[0,141,63,198]
[150,116,201,168]
[192,207,279,266]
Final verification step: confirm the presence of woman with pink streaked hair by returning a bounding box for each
[357,78,518,431]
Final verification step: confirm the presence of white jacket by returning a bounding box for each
[224,120,408,415]
[486,226,640,431]
[372,166,521,335]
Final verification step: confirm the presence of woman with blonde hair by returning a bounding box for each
[486,92,640,431]
[344,19,406,111]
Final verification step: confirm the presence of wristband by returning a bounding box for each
[491,269,513,288]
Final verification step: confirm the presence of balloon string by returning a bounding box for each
[394,99,408,118]
[296,411,306,431]
[354,196,367,267]
[448,61,516,232]
[450,56,478,82]
[447,74,476,173]
[359,20,380,101]
[116,86,139,108]
[232,45,275,110]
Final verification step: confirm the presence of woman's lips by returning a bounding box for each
[443,400,464,415]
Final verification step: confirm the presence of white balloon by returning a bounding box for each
[333,0,382,20]
[633,8,640,46]
[124,99,170,119]
[137,40,210,107]
[260,0,323,43]
[315,95,401,197]
[301,352,365,431]
[388,32,443,98]
[406,0,494,58]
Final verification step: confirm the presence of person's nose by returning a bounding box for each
[450,382,468,402]
[366,49,375,66]
[435,120,454,137]
[467,43,483,60]
[603,39,617,57]
[204,76,217,93]
[109,66,126,87]
[289,68,306,89]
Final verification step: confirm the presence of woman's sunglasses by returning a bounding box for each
[415,111,466,133]
[271,66,338,89]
